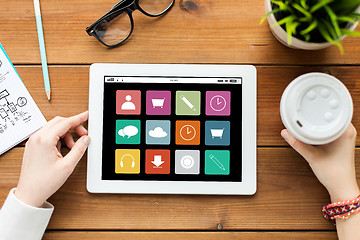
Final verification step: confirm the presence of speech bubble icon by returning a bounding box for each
[118,129,126,137]
[118,125,138,138]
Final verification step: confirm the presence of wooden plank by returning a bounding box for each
[1,147,359,230]
[43,231,338,240]
[0,0,359,65]
[12,65,360,146]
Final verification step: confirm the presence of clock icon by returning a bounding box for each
[180,125,196,141]
[210,95,227,112]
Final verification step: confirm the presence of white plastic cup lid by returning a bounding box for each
[280,72,353,145]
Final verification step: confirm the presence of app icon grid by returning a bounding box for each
[112,89,235,177]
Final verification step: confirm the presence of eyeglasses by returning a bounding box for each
[86,0,175,47]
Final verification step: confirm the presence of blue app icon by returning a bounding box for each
[146,120,171,145]
[205,121,230,146]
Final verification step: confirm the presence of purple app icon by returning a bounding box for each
[146,91,171,115]
[206,91,231,116]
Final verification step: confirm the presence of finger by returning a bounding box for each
[350,123,357,142]
[51,111,89,139]
[45,116,64,127]
[38,114,78,135]
[38,116,64,133]
[64,132,75,149]
[63,136,91,167]
[56,141,61,152]
[74,124,88,136]
[325,124,357,151]
[281,129,315,161]
[341,123,357,142]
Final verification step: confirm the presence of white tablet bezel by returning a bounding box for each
[87,64,256,195]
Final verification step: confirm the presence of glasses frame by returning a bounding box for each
[86,0,175,47]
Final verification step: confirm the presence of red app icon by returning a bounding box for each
[116,90,141,115]
[145,149,171,174]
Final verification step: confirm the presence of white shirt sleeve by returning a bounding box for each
[0,188,54,240]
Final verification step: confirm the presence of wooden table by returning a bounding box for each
[1,0,359,239]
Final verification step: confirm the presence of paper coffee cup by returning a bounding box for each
[280,72,353,145]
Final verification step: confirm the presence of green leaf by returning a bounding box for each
[259,8,281,24]
[298,17,310,22]
[324,5,342,39]
[271,0,289,10]
[284,21,300,45]
[300,0,309,10]
[300,19,318,35]
[310,0,334,13]
[290,21,300,34]
[330,0,360,15]
[292,3,312,19]
[336,16,356,24]
[271,15,296,27]
[341,28,360,36]
[303,34,311,41]
[322,19,339,40]
[349,13,360,19]
[286,21,293,45]
[318,23,335,44]
[318,22,344,54]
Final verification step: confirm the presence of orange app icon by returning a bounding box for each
[175,120,200,145]
[145,149,171,174]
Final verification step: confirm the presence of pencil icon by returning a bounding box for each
[209,154,225,171]
[180,95,196,111]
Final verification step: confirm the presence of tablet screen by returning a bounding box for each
[101,76,242,182]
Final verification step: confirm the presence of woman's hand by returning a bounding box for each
[281,124,359,202]
[15,111,90,207]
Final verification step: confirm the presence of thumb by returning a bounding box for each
[281,129,315,161]
[64,136,91,166]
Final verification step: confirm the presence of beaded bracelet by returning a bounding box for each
[322,195,360,223]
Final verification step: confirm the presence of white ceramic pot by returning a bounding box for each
[265,0,359,50]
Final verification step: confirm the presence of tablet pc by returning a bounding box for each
[87,64,256,195]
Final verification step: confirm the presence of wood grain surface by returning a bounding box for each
[42,231,338,240]
[0,0,359,65]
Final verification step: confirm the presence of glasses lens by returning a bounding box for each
[94,11,132,46]
[139,0,174,16]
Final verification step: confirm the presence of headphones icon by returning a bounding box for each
[120,154,135,168]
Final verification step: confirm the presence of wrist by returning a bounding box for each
[14,188,45,208]
[329,186,360,203]
[322,194,360,223]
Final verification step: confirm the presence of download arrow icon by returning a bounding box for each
[151,155,164,168]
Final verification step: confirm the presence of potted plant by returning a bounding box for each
[261,0,360,53]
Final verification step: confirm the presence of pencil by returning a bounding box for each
[34,0,51,101]
[209,154,226,171]
[180,95,197,111]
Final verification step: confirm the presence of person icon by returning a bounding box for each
[121,95,136,110]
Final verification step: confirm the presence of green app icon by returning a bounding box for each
[116,120,141,144]
[176,91,201,116]
[205,150,230,175]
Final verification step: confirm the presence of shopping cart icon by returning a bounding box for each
[210,129,224,138]
[151,98,165,108]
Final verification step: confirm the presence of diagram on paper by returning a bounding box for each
[0,89,30,134]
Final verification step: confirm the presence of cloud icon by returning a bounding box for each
[149,127,168,138]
